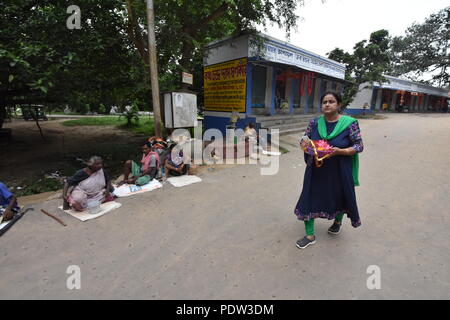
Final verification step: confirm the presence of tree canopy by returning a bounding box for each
[1,2,447,129]
[0,0,146,129]
[0,0,303,129]
[326,7,449,107]
[389,7,449,87]
[327,29,392,107]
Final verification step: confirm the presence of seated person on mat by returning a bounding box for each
[63,156,114,211]
[164,143,192,179]
[148,136,169,178]
[119,142,160,186]
[244,122,267,151]
[0,181,19,221]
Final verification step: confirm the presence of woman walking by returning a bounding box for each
[295,91,364,249]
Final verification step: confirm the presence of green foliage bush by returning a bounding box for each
[16,178,62,197]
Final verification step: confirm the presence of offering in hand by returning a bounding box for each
[300,136,334,167]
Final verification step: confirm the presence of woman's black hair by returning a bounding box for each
[169,142,177,150]
[320,91,342,105]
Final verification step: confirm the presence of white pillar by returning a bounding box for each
[314,79,321,113]
[286,77,293,112]
[390,91,397,111]
[424,95,429,112]
[375,89,383,110]
[300,77,308,110]
[265,67,273,114]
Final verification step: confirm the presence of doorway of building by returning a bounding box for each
[275,71,289,114]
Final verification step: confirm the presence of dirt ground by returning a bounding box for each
[1,119,146,187]
[1,113,449,300]
[0,117,236,201]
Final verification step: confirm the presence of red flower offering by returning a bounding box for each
[300,137,334,167]
[312,140,334,158]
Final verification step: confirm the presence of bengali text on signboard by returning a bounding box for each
[204,58,247,112]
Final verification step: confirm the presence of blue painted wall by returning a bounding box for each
[204,115,257,136]
[246,62,253,116]
[270,68,277,115]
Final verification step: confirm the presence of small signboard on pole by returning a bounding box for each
[182,72,193,85]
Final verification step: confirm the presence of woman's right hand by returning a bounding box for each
[300,141,309,152]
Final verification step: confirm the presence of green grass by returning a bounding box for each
[15,177,63,197]
[62,116,157,135]
[279,146,290,154]
[49,111,85,115]
[62,117,128,126]
[121,119,155,135]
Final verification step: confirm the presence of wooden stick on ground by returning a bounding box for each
[40,209,67,226]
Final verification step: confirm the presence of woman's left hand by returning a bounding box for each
[331,147,343,157]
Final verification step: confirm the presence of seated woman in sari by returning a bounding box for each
[63,156,114,211]
[119,142,160,186]
[164,143,192,179]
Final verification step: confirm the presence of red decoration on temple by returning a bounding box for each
[307,72,315,96]
[300,73,306,96]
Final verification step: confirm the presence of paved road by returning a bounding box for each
[1,113,449,299]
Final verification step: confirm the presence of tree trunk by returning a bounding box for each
[34,110,46,141]
[177,1,229,90]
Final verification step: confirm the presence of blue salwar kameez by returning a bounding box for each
[294,118,364,228]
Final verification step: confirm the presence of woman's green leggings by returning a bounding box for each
[304,213,344,236]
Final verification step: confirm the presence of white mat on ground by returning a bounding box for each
[167,175,202,187]
[261,149,281,156]
[0,221,9,230]
[113,179,162,198]
[58,201,122,222]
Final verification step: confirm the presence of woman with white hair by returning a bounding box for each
[63,156,114,211]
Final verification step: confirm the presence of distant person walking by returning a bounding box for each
[294,91,364,249]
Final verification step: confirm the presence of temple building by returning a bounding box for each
[203,32,348,135]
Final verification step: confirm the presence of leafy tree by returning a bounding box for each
[99,103,106,114]
[0,0,143,130]
[389,7,449,87]
[1,0,305,131]
[328,30,392,107]
[120,101,140,127]
[124,0,303,94]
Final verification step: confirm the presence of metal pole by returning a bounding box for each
[146,0,162,137]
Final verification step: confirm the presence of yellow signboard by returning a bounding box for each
[204,58,247,112]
